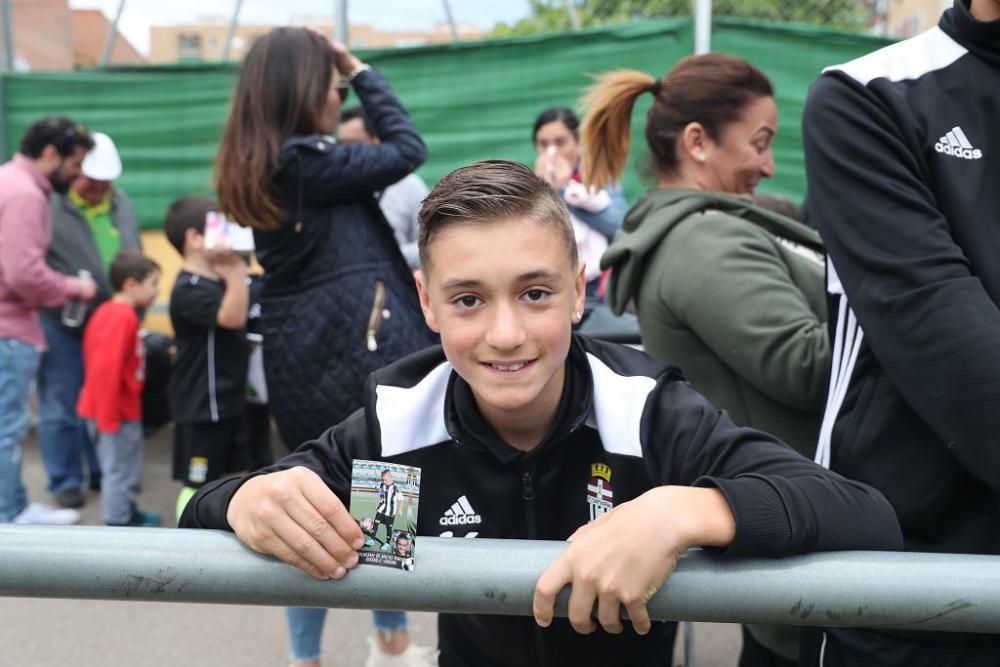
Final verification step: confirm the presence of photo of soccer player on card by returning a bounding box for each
[350,460,421,570]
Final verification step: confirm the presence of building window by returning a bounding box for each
[177,33,203,61]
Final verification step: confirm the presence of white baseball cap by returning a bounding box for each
[81,132,122,181]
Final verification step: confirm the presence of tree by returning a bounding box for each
[490,0,869,37]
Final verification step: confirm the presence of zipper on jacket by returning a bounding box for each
[521,470,537,537]
[521,469,549,667]
[366,280,386,352]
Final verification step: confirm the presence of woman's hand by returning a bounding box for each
[532,486,735,635]
[534,150,574,190]
[330,40,363,77]
[226,466,365,581]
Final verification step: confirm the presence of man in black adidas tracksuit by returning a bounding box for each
[802,1,1000,663]
[182,336,901,667]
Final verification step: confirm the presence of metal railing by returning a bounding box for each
[2,524,1000,633]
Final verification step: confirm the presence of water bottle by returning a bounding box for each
[61,269,92,328]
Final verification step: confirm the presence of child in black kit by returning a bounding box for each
[164,196,250,518]
[366,469,402,551]
[181,161,902,667]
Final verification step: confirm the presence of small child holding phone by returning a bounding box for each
[164,196,250,519]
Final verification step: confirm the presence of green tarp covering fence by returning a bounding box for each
[1,18,892,230]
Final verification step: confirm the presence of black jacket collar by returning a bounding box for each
[941,0,1000,66]
[447,337,593,466]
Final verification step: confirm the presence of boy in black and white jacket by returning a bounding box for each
[182,160,901,667]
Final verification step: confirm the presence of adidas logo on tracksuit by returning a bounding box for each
[934,126,983,159]
[438,495,482,526]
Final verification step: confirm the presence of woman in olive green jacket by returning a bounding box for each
[604,188,827,458]
[583,55,829,666]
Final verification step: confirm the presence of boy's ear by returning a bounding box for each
[574,260,587,319]
[184,227,203,251]
[414,269,440,333]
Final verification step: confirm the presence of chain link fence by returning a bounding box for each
[568,0,872,30]
[1,0,938,73]
[490,0,936,40]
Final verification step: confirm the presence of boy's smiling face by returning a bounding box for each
[416,217,586,445]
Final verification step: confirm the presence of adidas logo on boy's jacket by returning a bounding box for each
[438,495,482,526]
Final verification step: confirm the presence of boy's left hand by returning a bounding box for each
[210,250,249,281]
[532,486,735,635]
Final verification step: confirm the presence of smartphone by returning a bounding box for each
[204,211,255,252]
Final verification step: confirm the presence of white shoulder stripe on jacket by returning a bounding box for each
[824,27,967,85]
[585,353,656,458]
[374,353,658,458]
[377,361,452,457]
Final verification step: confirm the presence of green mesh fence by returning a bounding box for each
[1,18,893,230]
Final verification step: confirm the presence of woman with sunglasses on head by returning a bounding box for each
[213,27,437,667]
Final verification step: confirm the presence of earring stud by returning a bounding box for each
[697,152,708,163]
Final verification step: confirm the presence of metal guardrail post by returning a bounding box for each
[694,0,712,54]
[441,0,460,42]
[334,0,348,45]
[564,0,582,32]
[3,525,1000,634]
[0,71,7,161]
[1,0,14,73]
[100,0,127,67]
[221,0,244,62]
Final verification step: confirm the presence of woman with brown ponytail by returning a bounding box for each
[590,55,830,666]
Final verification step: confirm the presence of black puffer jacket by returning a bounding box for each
[254,67,438,449]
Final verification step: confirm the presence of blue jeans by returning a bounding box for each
[0,338,40,521]
[286,607,408,662]
[37,318,100,494]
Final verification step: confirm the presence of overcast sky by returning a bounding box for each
[67,0,532,54]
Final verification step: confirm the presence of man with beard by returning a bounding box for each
[0,117,98,525]
[41,132,141,509]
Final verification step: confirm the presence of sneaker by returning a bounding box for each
[127,510,161,527]
[364,537,376,548]
[54,488,85,509]
[380,542,391,552]
[13,502,80,525]
[364,637,438,667]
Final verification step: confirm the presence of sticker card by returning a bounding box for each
[350,460,420,571]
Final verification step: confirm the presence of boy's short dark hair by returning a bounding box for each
[19,116,94,159]
[418,160,577,270]
[339,106,375,138]
[164,195,218,255]
[109,251,160,293]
